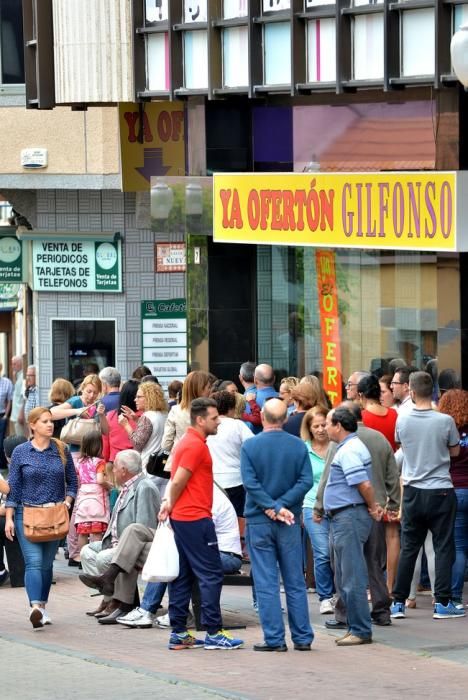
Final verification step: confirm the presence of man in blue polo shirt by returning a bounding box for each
[324,407,382,646]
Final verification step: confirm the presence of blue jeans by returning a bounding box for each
[452,488,468,602]
[330,505,372,639]
[302,508,335,600]
[247,519,313,647]
[14,507,59,605]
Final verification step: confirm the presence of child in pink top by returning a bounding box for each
[74,431,111,552]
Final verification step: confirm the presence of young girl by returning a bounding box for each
[74,431,112,552]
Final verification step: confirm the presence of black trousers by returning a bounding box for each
[392,485,456,603]
[0,515,25,587]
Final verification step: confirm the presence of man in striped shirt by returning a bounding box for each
[324,407,382,647]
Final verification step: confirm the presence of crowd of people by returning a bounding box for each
[0,356,467,651]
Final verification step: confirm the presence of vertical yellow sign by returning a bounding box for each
[119,102,186,192]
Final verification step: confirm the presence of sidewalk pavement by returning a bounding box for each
[2,554,468,700]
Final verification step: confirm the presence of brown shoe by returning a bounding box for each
[85,598,107,617]
[336,634,372,647]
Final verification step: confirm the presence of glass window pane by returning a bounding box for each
[223,27,249,87]
[145,0,168,22]
[184,0,207,22]
[353,14,384,80]
[147,33,169,91]
[306,0,335,6]
[0,0,25,84]
[223,0,248,18]
[184,30,208,88]
[307,19,336,82]
[402,9,435,77]
[354,0,383,5]
[263,0,291,11]
[264,22,291,85]
[257,246,461,403]
[454,4,468,32]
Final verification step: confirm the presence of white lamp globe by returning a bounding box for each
[451,23,468,88]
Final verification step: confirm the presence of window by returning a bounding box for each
[263,0,290,10]
[147,33,169,91]
[184,0,207,22]
[145,0,168,22]
[264,22,291,85]
[223,0,248,18]
[401,8,435,77]
[184,30,208,89]
[307,19,336,83]
[353,14,384,79]
[0,0,25,85]
[454,5,468,34]
[305,0,335,6]
[223,26,249,87]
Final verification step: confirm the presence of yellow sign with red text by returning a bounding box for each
[213,172,457,251]
[119,103,185,192]
[316,250,342,407]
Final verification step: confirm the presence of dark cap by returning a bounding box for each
[4,435,28,459]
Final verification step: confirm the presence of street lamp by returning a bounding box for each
[451,23,468,88]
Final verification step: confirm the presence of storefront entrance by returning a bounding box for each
[51,320,115,386]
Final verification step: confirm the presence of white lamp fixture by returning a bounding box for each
[185,183,203,216]
[451,23,468,88]
[151,182,174,219]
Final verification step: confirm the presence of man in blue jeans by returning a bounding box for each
[241,398,313,652]
[324,407,383,646]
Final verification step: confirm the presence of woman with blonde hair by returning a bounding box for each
[300,404,335,614]
[161,371,212,462]
[4,407,77,628]
[118,381,168,472]
[279,376,299,416]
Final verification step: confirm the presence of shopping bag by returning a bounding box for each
[141,520,179,583]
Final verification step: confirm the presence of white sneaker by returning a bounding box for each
[319,598,335,615]
[29,608,44,629]
[42,611,52,625]
[117,607,155,628]
[154,611,195,628]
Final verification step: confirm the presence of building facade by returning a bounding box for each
[7,0,468,399]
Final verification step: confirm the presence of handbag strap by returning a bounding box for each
[51,437,68,498]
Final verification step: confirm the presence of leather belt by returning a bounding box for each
[326,503,367,518]
[220,551,243,560]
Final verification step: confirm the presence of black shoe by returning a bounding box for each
[0,570,10,587]
[98,607,131,625]
[294,643,311,651]
[253,642,288,652]
[325,619,347,630]
[372,618,392,626]
[98,608,126,625]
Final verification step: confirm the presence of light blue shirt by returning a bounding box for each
[323,434,372,511]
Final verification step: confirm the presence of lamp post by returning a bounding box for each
[451,23,468,88]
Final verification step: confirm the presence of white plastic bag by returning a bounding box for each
[142,520,180,583]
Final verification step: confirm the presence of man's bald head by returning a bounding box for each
[262,398,287,426]
[255,363,275,387]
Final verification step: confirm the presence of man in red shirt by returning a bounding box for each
[159,397,244,650]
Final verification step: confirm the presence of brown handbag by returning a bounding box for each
[23,438,71,543]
